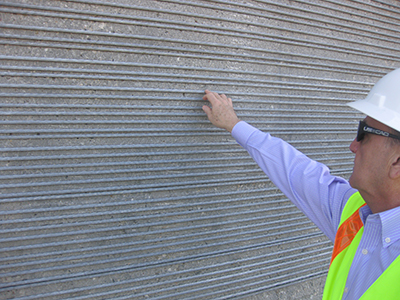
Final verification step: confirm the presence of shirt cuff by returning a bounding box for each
[231,121,259,148]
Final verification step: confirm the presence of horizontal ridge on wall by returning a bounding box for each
[1,2,400,62]
[3,0,400,44]
[0,52,392,76]
[1,30,399,67]
[1,235,330,289]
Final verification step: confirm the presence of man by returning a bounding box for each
[202,68,400,299]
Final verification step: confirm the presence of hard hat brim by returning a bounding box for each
[347,99,400,133]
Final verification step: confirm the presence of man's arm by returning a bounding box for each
[201,90,355,241]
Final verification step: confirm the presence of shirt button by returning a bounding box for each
[385,237,391,243]
[344,287,349,293]
[362,249,368,255]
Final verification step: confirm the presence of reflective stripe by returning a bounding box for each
[330,203,366,265]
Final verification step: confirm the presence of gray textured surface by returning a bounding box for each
[1,0,399,299]
[242,275,326,299]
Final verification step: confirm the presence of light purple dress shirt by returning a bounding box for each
[231,121,400,299]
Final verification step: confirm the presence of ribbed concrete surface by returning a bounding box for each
[1,0,399,299]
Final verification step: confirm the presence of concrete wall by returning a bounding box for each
[1,0,399,299]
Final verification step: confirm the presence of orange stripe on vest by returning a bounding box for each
[330,204,366,265]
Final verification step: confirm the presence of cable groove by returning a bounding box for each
[3,1,400,50]
[0,54,389,78]
[2,30,399,65]
[0,231,325,292]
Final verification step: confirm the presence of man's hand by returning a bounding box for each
[202,90,240,133]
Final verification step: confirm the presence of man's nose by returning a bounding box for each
[349,138,360,154]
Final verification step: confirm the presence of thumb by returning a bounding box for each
[202,105,212,118]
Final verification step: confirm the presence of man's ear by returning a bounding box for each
[389,155,400,179]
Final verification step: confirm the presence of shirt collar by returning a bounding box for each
[379,205,400,248]
[360,204,400,248]
[359,205,373,225]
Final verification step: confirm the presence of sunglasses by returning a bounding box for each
[357,121,400,142]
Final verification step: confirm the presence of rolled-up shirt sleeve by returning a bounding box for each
[231,121,356,242]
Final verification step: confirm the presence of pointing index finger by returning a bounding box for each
[203,90,216,102]
[203,90,227,105]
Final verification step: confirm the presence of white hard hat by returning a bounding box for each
[347,68,400,132]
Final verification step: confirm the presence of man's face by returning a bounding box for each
[349,117,395,198]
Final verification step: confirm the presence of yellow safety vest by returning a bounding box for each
[322,192,400,299]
